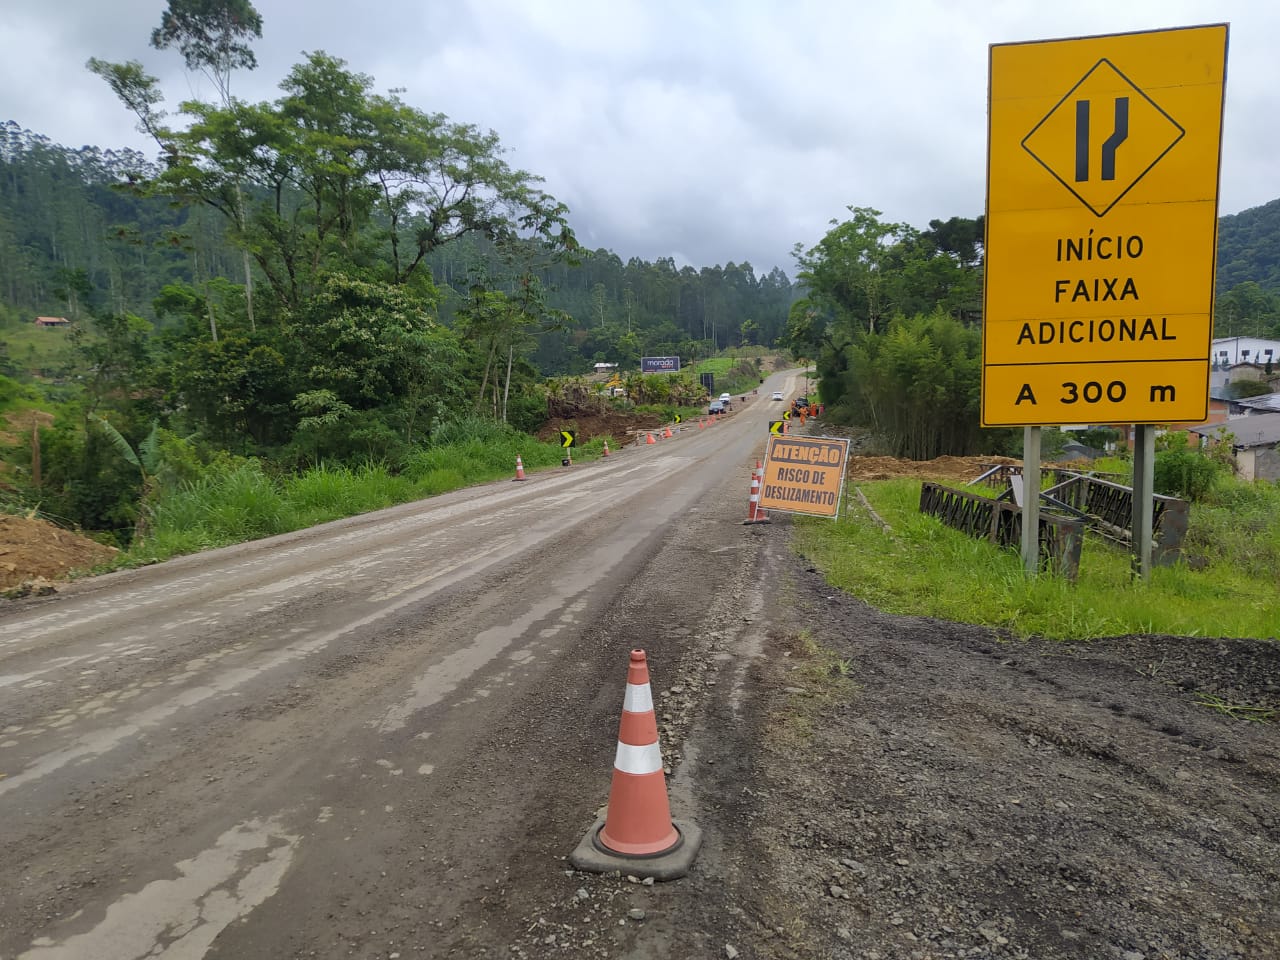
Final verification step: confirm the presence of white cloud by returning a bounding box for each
[1,0,1275,274]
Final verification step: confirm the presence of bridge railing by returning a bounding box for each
[919,481,1084,580]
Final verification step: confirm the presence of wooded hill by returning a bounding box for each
[0,122,795,377]
[1217,197,1280,295]
[1214,198,1280,340]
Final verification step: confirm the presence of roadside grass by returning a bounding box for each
[769,629,858,746]
[793,477,1279,641]
[631,402,692,425]
[692,356,767,396]
[123,424,605,566]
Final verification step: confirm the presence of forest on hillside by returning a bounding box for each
[0,123,796,376]
[1214,198,1280,339]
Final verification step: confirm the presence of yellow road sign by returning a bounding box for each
[560,430,576,448]
[759,436,850,519]
[769,420,788,435]
[983,25,1227,426]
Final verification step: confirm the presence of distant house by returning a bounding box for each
[1189,413,1280,482]
[593,362,618,373]
[1230,392,1280,416]
[34,316,70,328]
[1211,336,1280,372]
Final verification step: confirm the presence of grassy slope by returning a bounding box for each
[794,478,1279,642]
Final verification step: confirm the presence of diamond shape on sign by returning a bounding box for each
[1022,58,1185,217]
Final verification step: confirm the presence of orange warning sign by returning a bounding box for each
[759,436,850,519]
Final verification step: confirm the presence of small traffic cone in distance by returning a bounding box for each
[664,425,673,439]
[603,440,610,457]
[646,432,657,444]
[699,418,705,430]
[513,455,526,481]
[569,650,702,880]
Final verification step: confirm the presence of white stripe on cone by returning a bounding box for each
[614,740,664,776]
[623,682,653,713]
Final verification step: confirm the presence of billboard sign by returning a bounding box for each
[641,356,681,374]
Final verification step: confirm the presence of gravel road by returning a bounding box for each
[1,370,1276,960]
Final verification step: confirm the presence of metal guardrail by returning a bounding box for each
[1043,473,1188,566]
[919,482,1084,580]
[971,465,1189,566]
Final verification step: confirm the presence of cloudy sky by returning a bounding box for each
[3,1,1275,274]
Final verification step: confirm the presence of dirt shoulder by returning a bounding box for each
[706,573,1280,959]
[504,512,1278,960]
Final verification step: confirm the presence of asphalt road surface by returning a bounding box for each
[0,370,801,960]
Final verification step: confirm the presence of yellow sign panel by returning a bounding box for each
[759,436,850,519]
[982,25,1227,426]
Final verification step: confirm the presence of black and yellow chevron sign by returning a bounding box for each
[674,414,683,424]
[560,430,576,448]
[769,420,787,435]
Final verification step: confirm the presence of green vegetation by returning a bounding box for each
[785,208,1007,456]
[1214,198,1280,338]
[693,354,767,396]
[1217,198,1280,296]
[794,477,1279,641]
[0,0,799,548]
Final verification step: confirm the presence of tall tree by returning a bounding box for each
[150,0,263,105]
[149,0,263,329]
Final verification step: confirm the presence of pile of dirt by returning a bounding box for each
[845,453,1020,482]
[0,514,118,591]
[537,410,667,446]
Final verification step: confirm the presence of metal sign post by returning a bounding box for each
[1021,426,1042,574]
[1131,424,1156,578]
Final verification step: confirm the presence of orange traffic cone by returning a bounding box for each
[603,440,610,457]
[569,651,701,880]
[646,432,657,444]
[744,465,771,524]
[699,418,705,430]
[513,455,526,481]
[663,425,673,439]
[597,650,679,856]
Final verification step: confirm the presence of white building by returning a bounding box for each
[1209,336,1280,391]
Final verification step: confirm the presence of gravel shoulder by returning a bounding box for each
[506,506,1279,960]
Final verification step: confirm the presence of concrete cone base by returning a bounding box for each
[569,818,702,881]
[741,517,772,525]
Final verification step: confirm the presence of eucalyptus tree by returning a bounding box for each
[149,0,263,104]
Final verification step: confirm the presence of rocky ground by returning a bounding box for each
[498,547,1279,960]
